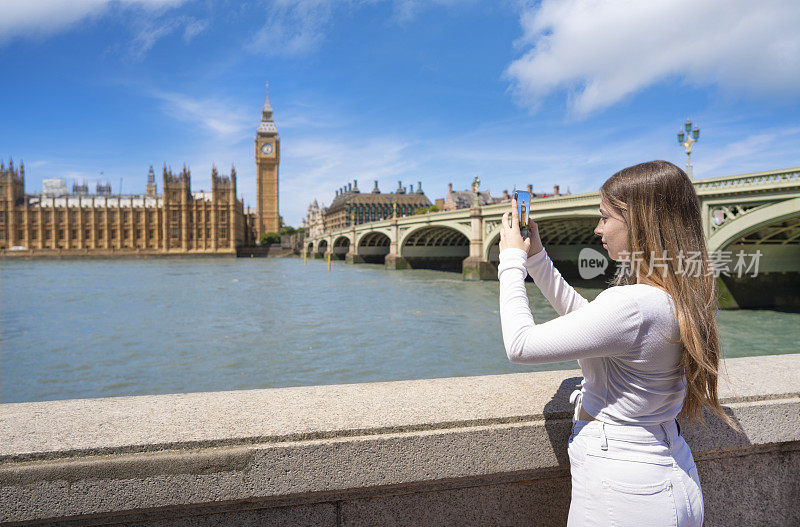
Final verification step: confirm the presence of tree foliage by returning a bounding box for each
[413,205,440,215]
[259,232,281,245]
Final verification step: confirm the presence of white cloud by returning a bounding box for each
[151,91,253,141]
[246,0,476,56]
[0,0,186,43]
[182,17,208,42]
[126,15,208,61]
[505,0,800,117]
[390,0,475,23]
[691,125,800,176]
[247,0,336,57]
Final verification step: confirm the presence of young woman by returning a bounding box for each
[498,160,734,527]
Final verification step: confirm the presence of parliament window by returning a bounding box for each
[32,230,38,240]
[220,227,227,238]
[85,229,90,239]
[71,211,77,221]
[109,211,116,221]
[18,230,24,239]
[44,211,51,221]
[124,229,129,239]
[171,227,180,238]
[45,229,51,238]
[16,212,23,222]
[0,211,4,222]
[58,229,64,240]
[71,229,77,239]
[0,230,4,239]
[134,212,140,222]
[136,229,142,239]
[111,229,117,239]
[148,229,154,238]
[57,211,64,221]
[98,229,104,238]
[220,211,227,222]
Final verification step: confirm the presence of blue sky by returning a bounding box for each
[1,0,799,227]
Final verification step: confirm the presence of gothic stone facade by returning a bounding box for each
[0,160,249,254]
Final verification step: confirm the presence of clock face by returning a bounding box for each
[260,143,274,156]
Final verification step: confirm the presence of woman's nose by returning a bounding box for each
[594,220,602,236]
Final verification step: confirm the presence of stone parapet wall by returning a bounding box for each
[1,354,798,526]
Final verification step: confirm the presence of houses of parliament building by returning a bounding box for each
[0,86,280,255]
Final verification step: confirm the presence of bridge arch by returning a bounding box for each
[399,222,471,248]
[401,226,470,272]
[706,197,800,255]
[332,235,351,260]
[356,231,391,264]
[316,239,328,256]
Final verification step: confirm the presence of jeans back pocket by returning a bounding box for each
[602,478,678,527]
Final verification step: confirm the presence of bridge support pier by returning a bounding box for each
[462,256,496,281]
[385,254,410,270]
[462,205,495,280]
[346,252,366,264]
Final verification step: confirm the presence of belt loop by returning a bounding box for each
[599,422,608,451]
[660,422,671,449]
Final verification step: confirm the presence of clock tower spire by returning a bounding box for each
[255,83,280,239]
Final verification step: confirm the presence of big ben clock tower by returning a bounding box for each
[255,83,280,238]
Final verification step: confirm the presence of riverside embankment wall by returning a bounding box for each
[1,354,798,526]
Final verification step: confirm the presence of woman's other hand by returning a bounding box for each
[526,217,543,258]
[500,198,530,253]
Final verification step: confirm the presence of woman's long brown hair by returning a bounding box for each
[600,160,736,428]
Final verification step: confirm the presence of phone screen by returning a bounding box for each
[513,190,531,235]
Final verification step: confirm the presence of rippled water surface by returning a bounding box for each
[2,257,798,403]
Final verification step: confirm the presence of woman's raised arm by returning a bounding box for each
[498,248,640,364]
[525,248,589,316]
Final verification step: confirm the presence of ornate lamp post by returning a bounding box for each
[677,119,700,179]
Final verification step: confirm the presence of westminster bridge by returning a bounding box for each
[307,167,800,309]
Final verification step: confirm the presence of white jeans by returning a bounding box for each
[567,415,704,526]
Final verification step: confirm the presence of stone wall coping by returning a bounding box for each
[2,354,798,462]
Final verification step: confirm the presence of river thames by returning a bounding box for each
[2,256,798,403]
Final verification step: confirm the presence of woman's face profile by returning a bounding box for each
[595,199,628,261]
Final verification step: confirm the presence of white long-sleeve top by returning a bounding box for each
[498,247,686,425]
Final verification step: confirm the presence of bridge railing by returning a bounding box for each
[693,167,800,192]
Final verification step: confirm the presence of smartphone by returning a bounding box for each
[513,190,531,237]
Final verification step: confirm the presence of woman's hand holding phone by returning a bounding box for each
[500,198,544,257]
